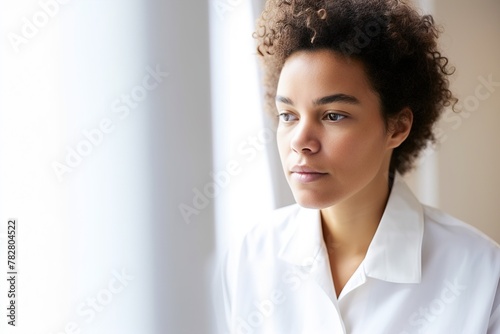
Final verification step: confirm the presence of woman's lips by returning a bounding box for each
[290,172,327,183]
[290,166,328,183]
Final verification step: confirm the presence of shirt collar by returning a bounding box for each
[362,174,424,283]
[278,174,424,284]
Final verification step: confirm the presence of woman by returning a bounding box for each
[216,0,500,333]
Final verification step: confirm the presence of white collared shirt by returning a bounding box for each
[216,176,500,333]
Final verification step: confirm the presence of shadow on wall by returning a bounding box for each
[145,1,216,333]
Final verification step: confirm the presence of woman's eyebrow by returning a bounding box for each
[275,93,360,106]
[313,93,360,105]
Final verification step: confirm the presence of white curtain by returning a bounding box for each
[209,0,285,256]
[0,0,247,333]
[1,0,162,333]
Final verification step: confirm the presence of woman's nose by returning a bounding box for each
[290,119,320,154]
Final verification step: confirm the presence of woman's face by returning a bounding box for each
[276,49,396,209]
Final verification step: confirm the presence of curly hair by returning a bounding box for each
[253,0,457,174]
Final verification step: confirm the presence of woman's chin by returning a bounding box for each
[293,193,333,210]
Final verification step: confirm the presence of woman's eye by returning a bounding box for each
[324,113,346,122]
[278,112,297,122]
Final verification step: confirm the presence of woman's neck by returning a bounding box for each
[320,172,391,257]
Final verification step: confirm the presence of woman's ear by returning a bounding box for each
[387,108,413,149]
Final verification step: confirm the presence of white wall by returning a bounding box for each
[409,0,500,243]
